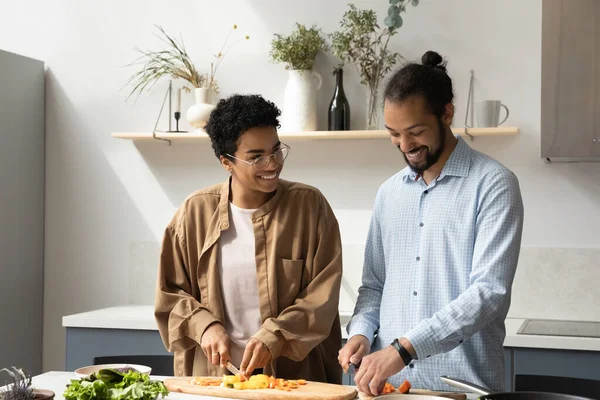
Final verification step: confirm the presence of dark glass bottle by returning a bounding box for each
[328,67,351,131]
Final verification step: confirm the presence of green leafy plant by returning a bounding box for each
[330,4,410,128]
[63,368,168,400]
[270,23,328,70]
[0,367,35,400]
[386,0,420,30]
[330,4,403,89]
[125,25,205,100]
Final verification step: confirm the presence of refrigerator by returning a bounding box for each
[0,49,45,374]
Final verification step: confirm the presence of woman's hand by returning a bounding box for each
[240,338,272,376]
[200,322,231,368]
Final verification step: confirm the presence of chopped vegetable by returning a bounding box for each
[191,377,221,387]
[381,382,396,394]
[398,379,411,394]
[63,369,168,400]
[191,374,306,391]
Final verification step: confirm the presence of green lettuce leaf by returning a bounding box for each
[63,369,168,400]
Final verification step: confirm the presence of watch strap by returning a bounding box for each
[391,338,413,366]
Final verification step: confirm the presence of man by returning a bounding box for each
[155,94,343,383]
[339,51,524,395]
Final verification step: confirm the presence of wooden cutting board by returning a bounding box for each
[163,377,358,400]
[358,388,467,400]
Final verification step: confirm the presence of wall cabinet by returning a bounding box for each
[542,0,600,159]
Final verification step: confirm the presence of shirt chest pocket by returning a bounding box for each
[276,258,304,309]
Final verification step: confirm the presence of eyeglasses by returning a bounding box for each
[226,143,291,171]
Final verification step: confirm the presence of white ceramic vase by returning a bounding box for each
[186,88,215,130]
[280,70,323,132]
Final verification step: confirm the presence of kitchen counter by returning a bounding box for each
[26,371,248,400]
[63,306,600,352]
[24,371,481,400]
[63,305,354,339]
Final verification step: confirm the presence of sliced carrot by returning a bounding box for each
[398,380,411,394]
[191,375,307,391]
[191,377,222,387]
[382,382,396,394]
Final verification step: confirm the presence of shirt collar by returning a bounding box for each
[402,135,472,182]
[218,176,285,225]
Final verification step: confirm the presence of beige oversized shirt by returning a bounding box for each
[154,178,343,383]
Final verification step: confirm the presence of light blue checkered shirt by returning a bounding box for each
[347,136,524,392]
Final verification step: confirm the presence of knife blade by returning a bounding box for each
[347,361,360,375]
[225,361,244,378]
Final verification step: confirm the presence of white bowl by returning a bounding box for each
[74,364,152,378]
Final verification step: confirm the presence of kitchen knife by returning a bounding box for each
[347,361,360,375]
[225,361,245,378]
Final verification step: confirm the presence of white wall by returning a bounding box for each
[1,0,599,372]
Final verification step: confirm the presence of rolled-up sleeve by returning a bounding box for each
[154,215,219,353]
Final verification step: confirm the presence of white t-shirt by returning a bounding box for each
[217,202,262,366]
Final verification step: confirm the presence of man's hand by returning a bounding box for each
[353,345,405,396]
[338,335,371,372]
[200,322,231,368]
[240,338,271,377]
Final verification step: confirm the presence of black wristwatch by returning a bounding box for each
[391,338,413,366]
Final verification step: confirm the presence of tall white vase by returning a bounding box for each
[186,88,215,130]
[280,70,322,132]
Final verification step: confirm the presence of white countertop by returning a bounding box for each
[63,305,160,330]
[28,371,241,400]
[62,306,354,339]
[62,306,600,352]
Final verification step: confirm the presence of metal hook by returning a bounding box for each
[463,69,475,141]
[151,81,173,146]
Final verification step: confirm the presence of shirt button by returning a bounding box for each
[413,291,418,296]
[424,190,429,194]
[222,222,229,228]
[409,363,414,369]
[419,222,424,227]
[416,256,420,261]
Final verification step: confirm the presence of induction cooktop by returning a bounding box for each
[517,319,600,338]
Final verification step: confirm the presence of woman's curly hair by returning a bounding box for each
[205,94,281,159]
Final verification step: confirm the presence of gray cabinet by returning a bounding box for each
[0,49,45,374]
[511,347,600,381]
[541,0,600,159]
[65,328,170,371]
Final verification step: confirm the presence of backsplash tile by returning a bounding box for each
[128,241,160,305]
[127,240,367,312]
[340,243,365,313]
[508,247,600,321]
[128,241,599,323]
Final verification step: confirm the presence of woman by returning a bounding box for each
[155,94,343,383]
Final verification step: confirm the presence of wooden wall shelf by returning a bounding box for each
[112,127,519,142]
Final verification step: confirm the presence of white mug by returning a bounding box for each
[476,100,509,128]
